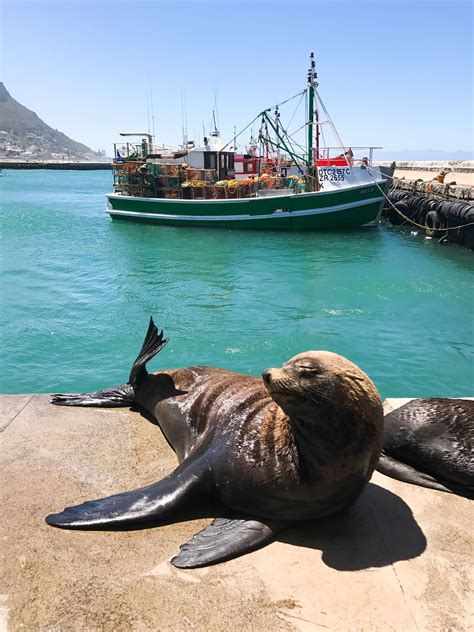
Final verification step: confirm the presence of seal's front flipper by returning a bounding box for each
[171,517,285,568]
[377,453,474,499]
[51,384,135,407]
[46,458,206,528]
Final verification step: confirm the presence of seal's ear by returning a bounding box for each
[129,316,169,388]
[171,517,286,568]
[345,372,366,382]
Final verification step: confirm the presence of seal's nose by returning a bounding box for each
[262,369,272,385]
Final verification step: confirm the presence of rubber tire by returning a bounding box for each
[425,210,442,236]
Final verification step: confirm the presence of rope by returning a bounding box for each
[286,91,306,133]
[314,89,351,167]
[366,167,474,231]
[218,112,262,153]
[259,90,308,121]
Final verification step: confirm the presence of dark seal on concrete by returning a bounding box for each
[378,398,473,499]
[46,317,384,568]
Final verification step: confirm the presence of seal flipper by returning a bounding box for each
[129,316,169,388]
[51,384,134,407]
[46,457,207,528]
[50,317,169,407]
[377,453,474,499]
[171,517,286,568]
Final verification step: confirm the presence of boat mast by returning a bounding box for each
[307,52,319,191]
[275,105,281,174]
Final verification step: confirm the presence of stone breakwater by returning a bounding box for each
[377,160,474,174]
[0,161,112,170]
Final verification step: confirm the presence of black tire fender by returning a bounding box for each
[425,210,442,236]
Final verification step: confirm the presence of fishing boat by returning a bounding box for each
[106,54,388,230]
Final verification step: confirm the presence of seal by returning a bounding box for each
[377,398,473,499]
[46,317,384,568]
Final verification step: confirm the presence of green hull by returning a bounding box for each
[106,182,387,230]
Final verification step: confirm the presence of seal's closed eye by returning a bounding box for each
[296,364,320,373]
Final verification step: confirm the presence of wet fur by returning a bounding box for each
[378,398,473,498]
[47,319,385,566]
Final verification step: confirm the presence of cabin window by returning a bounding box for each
[204,153,217,170]
[245,161,253,173]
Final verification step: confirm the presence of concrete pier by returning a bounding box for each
[1,395,472,631]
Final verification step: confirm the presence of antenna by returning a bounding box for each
[149,83,156,141]
[180,91,189,148]
[184,92,188,146]
[209,82,220,138]
[211,110,219,137]
[146,92,151,136]
[180,91,185,148]
[213,82,220,131]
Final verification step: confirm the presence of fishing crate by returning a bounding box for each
[192,186,204,199]
[181,186,193,199]
[204,185,216,199]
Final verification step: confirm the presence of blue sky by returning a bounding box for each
[2,0,473,158]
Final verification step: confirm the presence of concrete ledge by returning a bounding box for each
[1,396,472,631]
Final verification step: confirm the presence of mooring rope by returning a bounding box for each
[366,166,474,231]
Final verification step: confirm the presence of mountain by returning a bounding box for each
[0,83,106,161]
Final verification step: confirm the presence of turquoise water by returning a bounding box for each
[1,170,473,397]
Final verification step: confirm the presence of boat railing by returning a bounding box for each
[315,147,383,166]
[113,141,184,162]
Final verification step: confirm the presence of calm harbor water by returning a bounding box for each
[1,169,473,397]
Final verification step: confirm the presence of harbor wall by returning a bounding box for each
[0,161,112,170]
[383,183,474,249]
[377,160,474,174]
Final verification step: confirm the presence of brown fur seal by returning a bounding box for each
[378,398,473,499]
[46,318,384,568]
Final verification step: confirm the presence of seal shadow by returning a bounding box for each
[277,483,427,571]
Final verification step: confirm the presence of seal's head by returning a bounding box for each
[262,351,383,442]
[261,351,384,508]
[263,351,373,405]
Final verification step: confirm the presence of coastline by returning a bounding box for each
[0,161,112,170]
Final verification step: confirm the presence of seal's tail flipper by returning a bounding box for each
[50,316,168,408]
[129,316,169,388]
[171,517,286,568]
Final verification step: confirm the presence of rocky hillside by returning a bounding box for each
[0,83,106,161]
